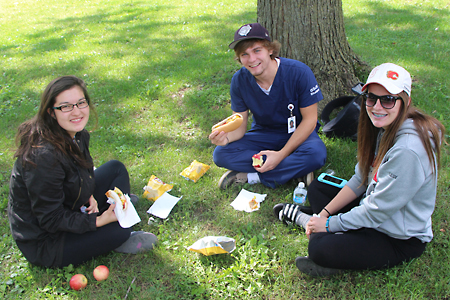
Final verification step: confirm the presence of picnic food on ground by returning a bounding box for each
[211,113,243,133]
[180,160,211,183]
[252,154,264,168]
[106,187,127,210]
[69,274,88,291]
[187,236,236,256]
[143,175,173,201]
[249,196,258,210]
[93,265,109,281]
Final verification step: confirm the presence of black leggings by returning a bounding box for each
[93,159,131,211]
[306,179,427,270]
[61,160,132,267]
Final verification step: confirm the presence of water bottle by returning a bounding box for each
[293,182,307,204]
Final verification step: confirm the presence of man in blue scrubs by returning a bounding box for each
[209,23,327,189]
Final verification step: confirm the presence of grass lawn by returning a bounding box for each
[1,0,449,299]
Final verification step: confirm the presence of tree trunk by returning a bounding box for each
[257,0,370,111]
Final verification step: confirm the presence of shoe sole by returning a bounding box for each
[298,172,315,187]
[273,203,285,223]
[306,172,314,186]
[218,170,238,189]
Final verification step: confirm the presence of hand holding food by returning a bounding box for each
[211,113,243,133]
[254,150,284,173]
[208,130,229,147]
[105,187,127,211]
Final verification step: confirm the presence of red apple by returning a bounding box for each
[69,274,87,291]
[93,265,109,281]
[252,154,264,168]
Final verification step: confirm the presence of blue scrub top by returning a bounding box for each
[230,57,323,132]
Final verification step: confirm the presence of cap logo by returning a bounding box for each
[238,24,252,36]
[386,70,399,80]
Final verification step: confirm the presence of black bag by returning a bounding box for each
[320,83,363,141]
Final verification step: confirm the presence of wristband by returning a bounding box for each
[323,207,331,217]
[225,137,230,146]
[325,217,331,233]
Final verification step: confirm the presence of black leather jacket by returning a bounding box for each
[8,130,97,267]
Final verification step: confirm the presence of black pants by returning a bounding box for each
[306,179,427,270]
[60,160,132,267]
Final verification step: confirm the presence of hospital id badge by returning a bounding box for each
[288,116,296,133]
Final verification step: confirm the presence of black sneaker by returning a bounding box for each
[273,203,311,226]
[295,256,342,277]
[218,170,247,189]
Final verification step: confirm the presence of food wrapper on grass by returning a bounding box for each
[180,160,210,183]
[143,175,173,201]
[187,236,236,256]
[230,189,267,212]
[147,193,182,219]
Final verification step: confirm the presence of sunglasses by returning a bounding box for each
[362,92,402,109]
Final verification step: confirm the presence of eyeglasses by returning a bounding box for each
[52,99,89,112]
[362,92,402,109]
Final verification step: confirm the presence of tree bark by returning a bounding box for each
[257,0,370,111]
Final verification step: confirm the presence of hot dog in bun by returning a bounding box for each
[105,187,127,211]
[211,113,243,133]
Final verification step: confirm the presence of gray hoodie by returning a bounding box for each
[329,119,437,242]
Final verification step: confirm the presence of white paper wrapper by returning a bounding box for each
[107,194,141,228]
[147,192,182,219]
[187,236,236,256]
[230,189,267,212]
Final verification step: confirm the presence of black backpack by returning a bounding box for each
[320,83,363,141]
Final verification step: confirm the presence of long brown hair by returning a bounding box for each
[15,76,97,168]
[357,90,445,185]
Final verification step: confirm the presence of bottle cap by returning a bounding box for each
[298,182,305,188]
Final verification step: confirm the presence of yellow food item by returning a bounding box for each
[249,196,258,210]
[143,175,173,201]
[180,160,210,183]
[211,113,243,133]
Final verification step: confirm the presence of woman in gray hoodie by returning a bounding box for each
[275,63,445,276]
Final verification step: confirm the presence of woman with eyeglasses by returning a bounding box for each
[8,76,157,268]
[274,63,445,276]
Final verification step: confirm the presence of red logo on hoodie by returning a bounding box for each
[387,71,399,80]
